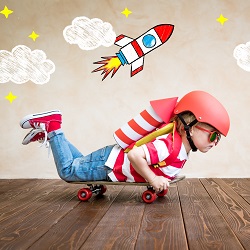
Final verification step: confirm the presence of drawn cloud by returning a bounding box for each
[233,42,250,72]
[0,45,55,84]
[63,16,116,50]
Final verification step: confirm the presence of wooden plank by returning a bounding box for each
[135,185,188,250]
[178,179,244,250]
[222,178,250,203]
[0,180,82,249]
[201,178,250,249]
[80,185,146,249]
[0,179,59,212]
[29,185,123,249]
[0,179,24,192]
[0,179,62,224]
[1,179,249,249]
[0,179,37,200]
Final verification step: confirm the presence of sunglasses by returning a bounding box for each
[195,125,221,145]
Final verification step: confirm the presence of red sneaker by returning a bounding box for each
[22,128,46,145]
[20,110,62,132]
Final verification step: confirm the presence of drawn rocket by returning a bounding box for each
[115,24,174,76]
[92,24,174,80]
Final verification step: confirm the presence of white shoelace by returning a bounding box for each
[33,122,51,157]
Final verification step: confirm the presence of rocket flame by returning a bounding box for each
[92,56,122,80]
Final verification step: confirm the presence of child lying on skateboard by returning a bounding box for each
[20,91,230,193]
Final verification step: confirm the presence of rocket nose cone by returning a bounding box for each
[154,24,174,43]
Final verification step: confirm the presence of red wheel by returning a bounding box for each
[142,190,157,204]
[77,188,92,201]
[157,188,168,197]
[99,185,107,195]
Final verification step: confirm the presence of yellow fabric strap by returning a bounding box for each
[153,161,166,168]
[124,122,174,153]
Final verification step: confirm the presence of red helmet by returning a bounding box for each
[174,91,230,136]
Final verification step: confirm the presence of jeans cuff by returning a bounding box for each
[48,129,63,139]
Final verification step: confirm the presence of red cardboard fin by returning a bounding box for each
[150,97,178,123]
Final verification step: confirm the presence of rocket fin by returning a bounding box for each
[131,57,144,77]
[115,34,134,47]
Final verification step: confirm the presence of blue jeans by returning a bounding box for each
[48,129,114,182]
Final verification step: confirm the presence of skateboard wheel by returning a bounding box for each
[99,185,107,195]
[78,188,92,201]
[157,188,168,197]
[142,190,157,204]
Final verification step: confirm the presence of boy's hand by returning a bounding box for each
[127,147,170,192]
[149,175,170,192]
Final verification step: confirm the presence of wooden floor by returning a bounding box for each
[0,179,249,250]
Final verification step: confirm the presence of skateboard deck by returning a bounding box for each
[72,175,185,204]
[71,175,185,186]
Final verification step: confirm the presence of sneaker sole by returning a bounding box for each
[22,129,44,145]
[20,110,61,129]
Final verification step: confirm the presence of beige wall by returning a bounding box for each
[1,0,250,178]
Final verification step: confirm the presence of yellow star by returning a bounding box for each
[216,14,228,25]
[0,6,13,18]
[121,8,132,18]
[29,31,40,41]
[5,92,17,104]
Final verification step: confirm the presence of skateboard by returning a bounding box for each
[72,175,185,204]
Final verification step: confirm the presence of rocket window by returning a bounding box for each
[142,35,156,48]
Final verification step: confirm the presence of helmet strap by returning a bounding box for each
[177,114,198,152]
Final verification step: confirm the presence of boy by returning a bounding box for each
[20,91,230,192]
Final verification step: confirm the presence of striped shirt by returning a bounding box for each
[105,133,188,182]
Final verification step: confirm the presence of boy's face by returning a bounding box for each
[190,123,221,153]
